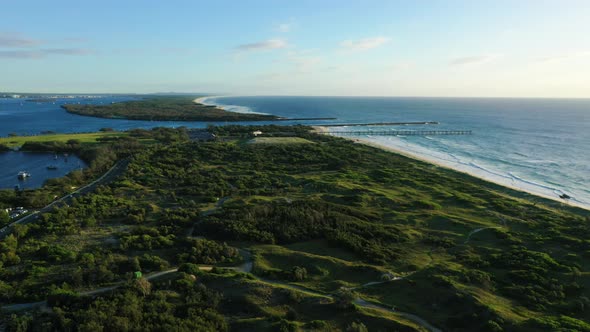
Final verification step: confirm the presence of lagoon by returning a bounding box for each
[0,151,86,189]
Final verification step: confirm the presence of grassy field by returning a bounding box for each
[0,131,125,148]
[250,244,390,292]
[200,271,426,331]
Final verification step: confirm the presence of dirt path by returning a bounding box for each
[355,299,442,332]
[2,189,441,331]
[464,226,503,244]
[1,249,441,332]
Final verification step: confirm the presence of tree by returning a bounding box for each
[0,210,9,226]
[12,224,29,238]
[133,278,152,297]
[335,288,356,310]
[290,266,307,281]
[78,321,104,332]
[346,322,368,332]
[6,314,32,332]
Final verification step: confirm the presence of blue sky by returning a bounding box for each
[1,0,589,97]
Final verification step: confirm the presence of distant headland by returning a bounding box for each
[62,96,280,122]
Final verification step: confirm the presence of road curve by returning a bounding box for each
[0,159,129,240]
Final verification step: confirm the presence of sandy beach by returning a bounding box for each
[314,126,590,211]
[194,96,215,105]
[311,125,329,134]
[194,96,268,115]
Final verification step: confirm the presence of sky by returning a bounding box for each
[1,0,589,97]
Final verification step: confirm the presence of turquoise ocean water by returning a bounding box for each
[204,96,590,209]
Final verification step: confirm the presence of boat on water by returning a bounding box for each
[47,165,58,170]
[559,193,571,200]
[17,171,31,179]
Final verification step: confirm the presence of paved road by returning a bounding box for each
[0,265,216,312]
[0,159,129,240]
[1,301,46,312]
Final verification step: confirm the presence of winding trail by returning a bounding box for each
[355,299,442,332]
[1,186,441,331]
[464,226,503,244]
[1,248,441,331]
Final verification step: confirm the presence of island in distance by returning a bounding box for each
[62,96,336,122]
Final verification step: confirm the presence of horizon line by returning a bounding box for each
[2,92,590,100]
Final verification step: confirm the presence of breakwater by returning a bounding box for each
[328,130,471,136]
[321,121,438,127]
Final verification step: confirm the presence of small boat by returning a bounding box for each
[17,171,31,179]
[47,165,58,170]
[559,193,571,200]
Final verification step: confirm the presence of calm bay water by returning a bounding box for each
[0,96,193,136]
[0,151,85,189]
[0,96,589,208]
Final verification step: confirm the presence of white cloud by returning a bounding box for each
[277,23,292,33]
[0,48,96,59]
[449,54,502,66]
[538,51,590,63]
[235,39,288,51]
[340,36,390,51]
[387,61,415,71]
[290,55,321,72]
[275,19,296,33]
[0,32,40,48]
[0,32,97,59]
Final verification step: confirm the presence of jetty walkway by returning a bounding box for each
[321,121,439,127]
[328,130,472,136]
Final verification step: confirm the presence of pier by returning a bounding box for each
[277,117,338,121]
[327,130,472,136]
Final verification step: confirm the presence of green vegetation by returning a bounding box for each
[63,96,279,121]
[1,125,589,331]
[249,137,314,144]
[0,131,125,149]
[0,127,188,209]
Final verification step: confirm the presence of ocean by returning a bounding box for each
[0,96,588,208]
[203,96,590,209]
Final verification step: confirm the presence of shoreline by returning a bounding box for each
[194,96,270,115]
[194,96,217,105]
[314,125,590,211]
[193,97,336,121]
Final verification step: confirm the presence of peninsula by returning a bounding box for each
[62,96,279,122]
